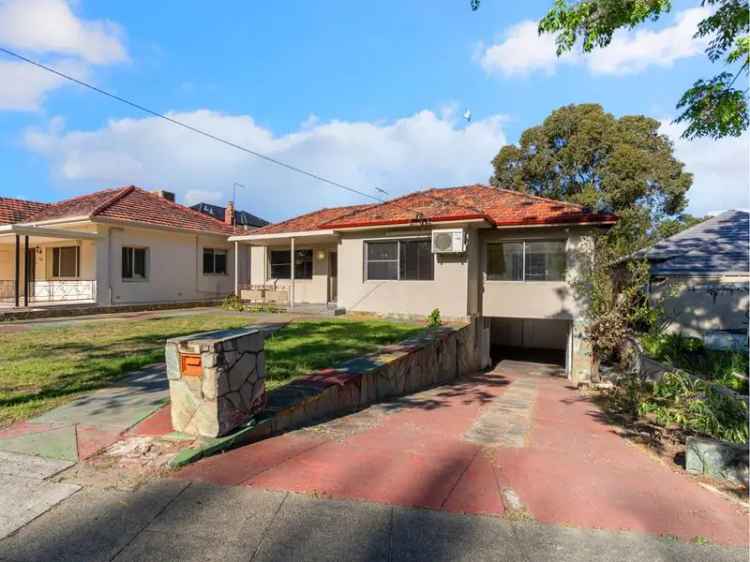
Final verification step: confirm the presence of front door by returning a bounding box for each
[328,251,338,303]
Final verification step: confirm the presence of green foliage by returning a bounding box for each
[641,332,749,393]
[221,294,245,311]
[638,371,749,444]
[571,232,653,364]
[490,103,692,254]
[427,308,442,328]
[652,213,707,240]
[535,0,749,139]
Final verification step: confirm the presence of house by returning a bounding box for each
[0,186,247,309]
[191,201,268,229]
[641,209,749,349]
[230,184,617,380]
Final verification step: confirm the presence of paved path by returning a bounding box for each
[177,360,749,547]
[0,479,746,562]
[0,365,170,463]
[0,451,79,540]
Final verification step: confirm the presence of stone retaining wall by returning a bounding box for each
[171,319,483,466]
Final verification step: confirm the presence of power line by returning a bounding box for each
[0,46,408,211]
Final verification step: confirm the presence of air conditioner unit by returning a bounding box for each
[431,229,466,254]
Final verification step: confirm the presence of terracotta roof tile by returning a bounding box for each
[250,204,374,235]
[321,185,617,229]
[0,197,50,225]
[23,186,238,235]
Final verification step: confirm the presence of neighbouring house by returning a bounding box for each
[230,184,617,380]
[191,201,269,230]
[640,209,749,350]
[0,186,248,309]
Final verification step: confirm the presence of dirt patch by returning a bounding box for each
[52,436,192,491]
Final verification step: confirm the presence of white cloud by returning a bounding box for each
[479,8,709,77]
[0,0,127,110]
[0,58,89,110]
[479,20,575,77]
[24,109,508,222]
[659,120,750,216]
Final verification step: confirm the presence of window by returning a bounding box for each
[122,247,148,280]
[203,248,228,275]
[51,246,79,278]
[486,242,523,281]
[365,239,434,281]
[486,240,566,281]
[269,249,313,279]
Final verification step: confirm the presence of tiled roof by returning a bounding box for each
[0,197,49,225]
[23,186,238,235]
[250,204,374,235]
[643,210,749,275]
[321,185,616,229]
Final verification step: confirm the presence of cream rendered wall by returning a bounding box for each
[650,275,749,337]
[480,228,594,321]
[337,228,472,320]
[249,244,333,303]
[106,225,236,305]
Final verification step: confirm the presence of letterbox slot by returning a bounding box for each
[180,353,202,377]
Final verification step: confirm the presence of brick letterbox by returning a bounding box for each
[165,328,267,437]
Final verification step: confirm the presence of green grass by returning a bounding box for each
[263,318,425,386]
[0,313,423,428]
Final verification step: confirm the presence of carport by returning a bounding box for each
[488,317,571,374]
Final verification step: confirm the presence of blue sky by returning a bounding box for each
[0,0,747,222]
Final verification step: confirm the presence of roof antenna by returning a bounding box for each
[232,182,246,207]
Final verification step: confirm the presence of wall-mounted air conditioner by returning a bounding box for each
[431,229,466,254]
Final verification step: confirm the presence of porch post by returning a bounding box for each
[14,235,19,308]
[23,235,29,307]
[290,237,295,310]
[233,241,239,297]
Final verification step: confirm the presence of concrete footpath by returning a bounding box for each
[0,365,170,540]
[0,479,746,562]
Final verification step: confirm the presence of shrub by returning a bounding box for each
[637,371,749,444]
[427,308,442,328]
[640,333,749,394]
[221,294,244,312]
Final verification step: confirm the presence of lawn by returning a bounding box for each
[0,313,424,428]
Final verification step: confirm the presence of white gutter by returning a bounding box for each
[229,229,337,242]
[0,224,101,240]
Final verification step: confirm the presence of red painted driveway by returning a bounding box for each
[175,361,749,546]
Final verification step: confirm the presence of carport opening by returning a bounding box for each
[489,317,570,370]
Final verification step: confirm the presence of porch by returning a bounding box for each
[0,224,100,309]
[229,230,339,311]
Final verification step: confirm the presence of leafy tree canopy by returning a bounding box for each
[536,0,750,139]
[471,1,749,139]
[490,104,693,253]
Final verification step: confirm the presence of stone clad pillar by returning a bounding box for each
[166,328,267,437]
[566,232,595,383]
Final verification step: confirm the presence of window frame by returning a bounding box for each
[202,248,228,276]
[50,246,80,279]
[485,239,567,282]
[121,246,149,281]
[364,237,435,282]
[268,248,313,280]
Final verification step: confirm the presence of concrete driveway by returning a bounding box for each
[177,360,749,547]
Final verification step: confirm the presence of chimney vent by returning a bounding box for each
[225,201,235,225]
[152,190,175,202]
